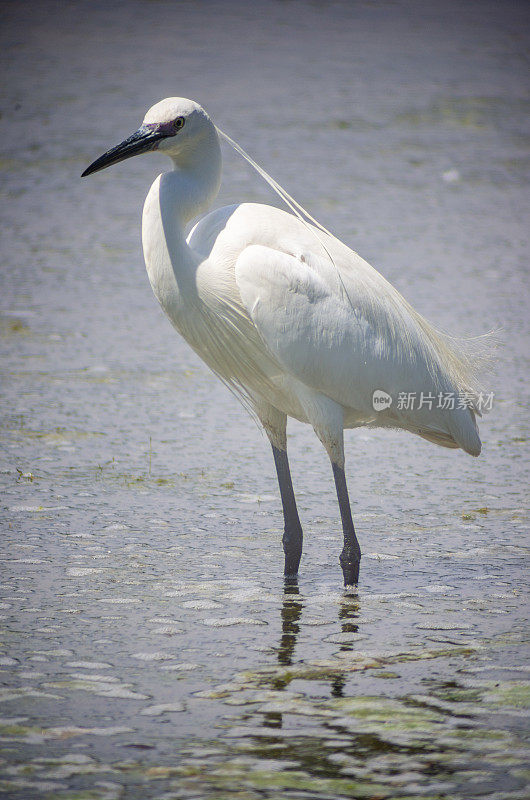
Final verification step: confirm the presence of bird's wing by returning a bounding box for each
[235,243,405,412]
[234,242,481,454]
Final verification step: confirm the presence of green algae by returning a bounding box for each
[234,644,478,692]
[0,721,35,739]
[5,425,104,445]
[237,768,390,797]
[169,763,392,798]
[483,680,530,709]
[0,317,31,336]
[373,671,401,679]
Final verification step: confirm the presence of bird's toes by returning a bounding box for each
[339,547,361,587]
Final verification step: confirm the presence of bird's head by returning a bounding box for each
[81,97,214,177]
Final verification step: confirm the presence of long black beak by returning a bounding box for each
[81,125,166,177]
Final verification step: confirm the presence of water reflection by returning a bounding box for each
[277,577,303,668]
[274,579,362,709]
[337,595,360,651]
[244,584,529,796]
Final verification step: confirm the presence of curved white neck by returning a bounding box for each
[142,125,222,318]
[165,126,222,227]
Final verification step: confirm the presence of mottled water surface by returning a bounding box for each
[1,1,529,798]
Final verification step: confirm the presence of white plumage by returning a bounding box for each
[82,97,489,586]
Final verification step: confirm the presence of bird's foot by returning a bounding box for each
[339,546,361,587]
[283,527,302,578]
[283,557,301,579]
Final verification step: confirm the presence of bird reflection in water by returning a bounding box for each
[277,577,304,669]
[332,598,361,697]
[262,580,361,728]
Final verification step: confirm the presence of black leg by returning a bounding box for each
[272,445,303,577]
[332,462,361,586]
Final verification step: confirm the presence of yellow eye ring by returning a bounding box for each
[174,117,185,130]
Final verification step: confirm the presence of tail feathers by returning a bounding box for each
[419,408,482,456]
[418,430,459,450]
[412,321,495,457]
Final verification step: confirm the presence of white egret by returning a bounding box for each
[82,97,488,586]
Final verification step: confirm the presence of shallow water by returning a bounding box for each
[1,1,529,798]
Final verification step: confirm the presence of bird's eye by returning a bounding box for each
[174,117,185,130]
